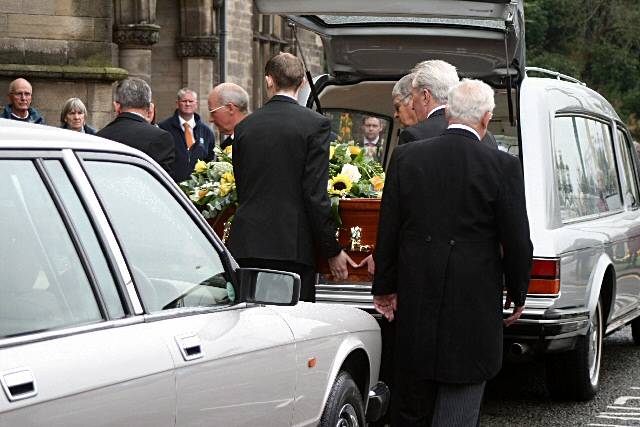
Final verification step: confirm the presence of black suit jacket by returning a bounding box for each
[398,108,498,149]
[373,128,532,383]
[97,112,176,177]
[228,95,341,266]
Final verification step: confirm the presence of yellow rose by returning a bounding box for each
[329,146,336,160]
[221,172,235,184]
[219,182,233,197]
[223,145,233,156]
[197,189,209,199]
[370,175,384,191]
[194,160,208,173]
[348,145,361,156]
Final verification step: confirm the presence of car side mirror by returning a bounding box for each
[237,268,300,306]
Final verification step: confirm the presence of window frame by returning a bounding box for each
[77,152,240,320]
[613,123,640,211]
[552,111,625,224]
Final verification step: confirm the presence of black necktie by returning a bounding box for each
[221,136,233,149]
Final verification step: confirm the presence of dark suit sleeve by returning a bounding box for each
[302,117,342,259]
[397,129,415,146]
[151,131,177,178]
[496,155,533,307]
[372,148,401,295]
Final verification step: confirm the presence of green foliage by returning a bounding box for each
[525,0,640,139]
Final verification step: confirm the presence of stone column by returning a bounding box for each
[177,0,218,113]
[113,0,160,82]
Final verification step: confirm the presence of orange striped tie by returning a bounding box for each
[184,122,194,149]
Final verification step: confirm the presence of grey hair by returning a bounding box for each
[392,74,414,104]
[411,60,459,104]
[447,79,495,125]
[176,87,197,100]
[115,78,152,110]
[216,83,249,114]
[59,97,88,125]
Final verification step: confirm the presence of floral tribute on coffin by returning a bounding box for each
[319,141,385,282]
[180,139,385,283]
[179,146,236,239]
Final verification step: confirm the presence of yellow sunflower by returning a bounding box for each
[328,174,353,196]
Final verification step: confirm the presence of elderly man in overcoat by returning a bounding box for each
[372,79,532,426]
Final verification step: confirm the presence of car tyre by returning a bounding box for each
[632,316,640,345]
[320,370,365,427]
[545,299,603,401]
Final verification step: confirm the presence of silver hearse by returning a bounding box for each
[256,0,640,400]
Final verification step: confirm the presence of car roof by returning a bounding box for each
[0,118,144,157]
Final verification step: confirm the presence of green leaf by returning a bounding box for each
[330,196,342,226]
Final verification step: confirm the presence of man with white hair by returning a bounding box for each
[372,79,532,426]
[207,82,250,150]
[399,60,497,149]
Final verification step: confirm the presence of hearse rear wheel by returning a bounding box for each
[545,299,603,401]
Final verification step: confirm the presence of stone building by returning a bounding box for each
[0,0,324,130]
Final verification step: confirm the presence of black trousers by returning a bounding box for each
[392,376,485,427]
[236,258,317,302]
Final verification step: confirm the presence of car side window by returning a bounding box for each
[0,160,102,338]
[615,128,639,208]
[84,161,230,313]
[44,160,125,319]
[554,116,622,221]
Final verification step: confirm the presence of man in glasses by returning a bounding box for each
[2,78,46,124]
[207,82,249,150]
[159,88,216,183]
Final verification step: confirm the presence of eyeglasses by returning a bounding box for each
[11,91,32,98]
[208,104,227,114]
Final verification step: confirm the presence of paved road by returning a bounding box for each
[481,326,640,426]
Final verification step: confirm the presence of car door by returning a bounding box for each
[80,153,297,426]
[0,153,175,427]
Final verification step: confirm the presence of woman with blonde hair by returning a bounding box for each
[60,97,96,134]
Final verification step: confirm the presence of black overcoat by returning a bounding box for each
[372,128,532,383]
[97,112,176,178]
[228,95,341,266]
[399,108,498,149]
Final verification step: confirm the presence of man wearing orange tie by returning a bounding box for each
[361,116,384,162]
[159,88,216,183]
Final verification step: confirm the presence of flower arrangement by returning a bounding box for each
[179,146,236,220]
[328,141,385,224]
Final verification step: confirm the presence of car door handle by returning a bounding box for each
[175,333,204,361]
[1,368,38,402]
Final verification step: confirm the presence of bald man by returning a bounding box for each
[2,78,46,124]
[207,82,250,149]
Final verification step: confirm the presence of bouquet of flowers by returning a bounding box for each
[328,141,385,224]
[179,146,236,220]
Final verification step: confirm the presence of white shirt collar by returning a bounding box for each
[427,104,446,119]
[179,114,196,130]
[126,111,147,120]
[447,124,481,141]
[363,136,380,146]
[274,92,298,101]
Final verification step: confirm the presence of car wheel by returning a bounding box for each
[320,371,365,427]
[545,299,603,401]
[632,316,640,345]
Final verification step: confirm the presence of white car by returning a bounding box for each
[0,119,388,426]
[256,0,640,401]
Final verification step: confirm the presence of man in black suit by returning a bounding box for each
[228,52,355,302]
[398,60,498,149]
[207,82,249,151]
[97,78,175,177]
[373,79,532,426]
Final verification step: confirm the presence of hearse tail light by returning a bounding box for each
[528,258,560,295]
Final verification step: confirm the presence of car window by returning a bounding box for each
[0,160,102,338]
[615,128,639,208]
[323,109,392,165]
[44,160,125,319]
[84,161,230,313]
[553,116,622,221]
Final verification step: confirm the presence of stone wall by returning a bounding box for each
[0,0,123,129]
[225,0,254,98]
